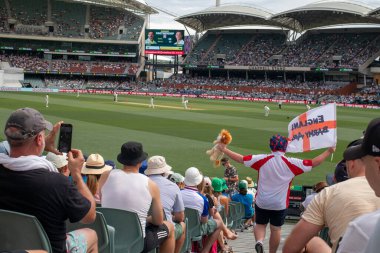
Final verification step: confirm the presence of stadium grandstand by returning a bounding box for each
[0,0,379,106]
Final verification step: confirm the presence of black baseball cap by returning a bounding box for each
[344,118,380,160]
[4,108,53,140]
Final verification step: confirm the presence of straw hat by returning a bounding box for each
[82,154,112,175]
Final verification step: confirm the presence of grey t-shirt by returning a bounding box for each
[149,175,185,223]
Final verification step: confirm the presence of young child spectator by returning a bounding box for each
[45,152,69,177]
[169,172,185,189]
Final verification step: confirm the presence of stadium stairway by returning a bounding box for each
[228,221,296,253]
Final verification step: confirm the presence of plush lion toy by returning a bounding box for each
[206,129,232,167]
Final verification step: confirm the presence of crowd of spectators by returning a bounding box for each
[1,106,378,253]
[0,1,143,40]
[186,32,380,69]
[44,77,84,89]
[89,7,125,40]
[2,54,133,74]
[34,74,379,105]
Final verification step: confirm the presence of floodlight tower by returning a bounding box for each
[216,0,221,7]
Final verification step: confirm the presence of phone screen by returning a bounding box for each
[58,124,72,153]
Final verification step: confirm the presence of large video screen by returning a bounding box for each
[145,29,184,55]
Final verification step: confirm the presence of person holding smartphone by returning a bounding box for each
[0,107,98,253]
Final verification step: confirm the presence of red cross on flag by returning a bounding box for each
[286,103,337,153]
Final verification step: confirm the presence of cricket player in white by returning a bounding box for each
[306,104,311,111]
[114,92,118,102]
[149,97,155,108]
[45,94,49,108]
[264,105,270,117]
[183,100,189,109]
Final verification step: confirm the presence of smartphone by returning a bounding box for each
[58,123,73,153]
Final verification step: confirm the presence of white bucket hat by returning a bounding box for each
[46,152,68,169]
[82,154,112,175]
[145,156,172,175]
[184,167,203,186]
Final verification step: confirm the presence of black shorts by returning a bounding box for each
[255,204,287,227]
[142,223,169,252]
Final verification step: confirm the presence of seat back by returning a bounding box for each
[180,218,189,253]
[0,209,52,252]
[97,207,144,253]
[66,211,110,253]
[227,202,237,229]
[184,208,201,239]
[219,207,226,224]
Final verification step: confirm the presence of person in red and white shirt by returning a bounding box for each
[218,134,334,253]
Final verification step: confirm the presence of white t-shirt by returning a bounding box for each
[243,151,312,210]
[302,193,317,210]
[364,216,380,253]
[337,209,380,253]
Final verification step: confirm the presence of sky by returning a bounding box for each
[143,0,380,32]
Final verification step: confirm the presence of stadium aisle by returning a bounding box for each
[228,221,297,253]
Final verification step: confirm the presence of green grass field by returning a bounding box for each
[0,91,376,186]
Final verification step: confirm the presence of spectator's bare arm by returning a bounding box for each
[147,179,164,226]
[218,144,244,164]
[68,149,96,224]
[312,147,335,167]
[282,218,323,253]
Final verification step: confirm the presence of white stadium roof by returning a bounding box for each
[369,7,380,16]
[271,1,379,32]
[176,0,380,33]
[175,5,284,32]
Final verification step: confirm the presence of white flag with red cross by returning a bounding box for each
[286,103,337,153]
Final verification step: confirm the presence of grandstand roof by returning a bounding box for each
[175,5,283,32]
[369,7,380,17]
[68,0,157,14]
[176,1,380,33]
[271,1,380,32]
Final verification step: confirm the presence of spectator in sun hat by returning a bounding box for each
[211,178,230,215]
[246,176,257,196]
[218,133,335,253]
[169,172,185,189]
[0,107,97,253]
[181,167,224,253]
[284,133,380,253]
[99,142,175,253]
[82,153,112,203]
[219,178,229,197]
[203,176,238,251]
[231,181,254,228]
[145,155,186,253]
[336,118,380,253]
[46,152,69,176]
